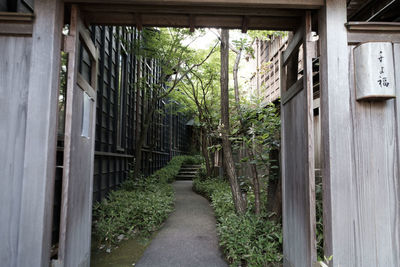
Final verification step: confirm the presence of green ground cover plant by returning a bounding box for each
[193,177,283,266]
[92,155,202,248]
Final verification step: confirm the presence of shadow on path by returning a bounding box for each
[136,181,228,267]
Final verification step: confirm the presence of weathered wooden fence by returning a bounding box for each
[280,11,316,267]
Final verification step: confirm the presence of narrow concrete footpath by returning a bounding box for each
[136,181,228,267]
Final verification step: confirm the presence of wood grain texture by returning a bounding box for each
[346,22,400,31]
[319,1,354,265]
[348,32,400,45]
[79,4,305,16]
[282,12,315,267]
[345,44,400,267]
[319,2,400,266]
[0,35,32,267]
[0,11,34,36]
[282,88,314,267]
[16,1,63,266]
[302,12,316,266]
[85,12,300,30]
[281,76,303,105]
[0,21,33,36]
[65,0,324,8]
[57,5,98,267]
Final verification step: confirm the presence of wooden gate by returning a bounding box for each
[280,12,316,267]
[55,5,98,267]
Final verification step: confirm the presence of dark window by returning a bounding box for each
[117,44,128,149]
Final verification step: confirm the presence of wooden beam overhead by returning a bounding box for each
[0,12,34,36]
[346,22,400,44]
[78,4,306,17]
[346,21,400,31]
[84,12,300,30]
[66,0,324,9]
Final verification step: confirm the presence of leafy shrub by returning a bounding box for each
[92,155,202,247]
[183,154,204,165]
[92,183,174,246]
[195,165,208,181]
[193,177,283,266]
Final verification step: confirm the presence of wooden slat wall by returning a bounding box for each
[16,1,64,266]
[91,26,133,201]
[320,0,400,265]
[57,7,98,265]
[0,34,32,267]
[260,35,288,103]
[282,87,314,267]
[282,12,316,267]
[338,43,400,267]
[319,1,355,265]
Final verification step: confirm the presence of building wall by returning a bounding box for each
[52,25,190,246]
[247,35,289,104]
[0,34,32,267]
[88,26,189,198]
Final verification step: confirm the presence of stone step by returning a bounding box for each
[179,170,199,173]
[179,170,197,175]
[181,165,202,168]
[175,174,196,180]
[181,167,200,171]
[175,164,201,180]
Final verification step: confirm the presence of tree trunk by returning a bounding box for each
[220,29,246,214]
[249,150,261,214]
[266,148,282,220]
[134,106,154,179]
[201,127,212,177]
[232,43,261,215]
[233,49,242,110]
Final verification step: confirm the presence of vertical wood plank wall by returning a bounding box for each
[0,33,32,267]
[18,1,64,266]
[0,1,63,266]
[319,0,355,265]
[320,1,400,265]
[57,7,99,266]
[342,43,400,266]
[282,86,315,267]
[282,12,316,267]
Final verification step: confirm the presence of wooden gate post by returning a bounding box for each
[319,0,354,265]
[17,0,64,266]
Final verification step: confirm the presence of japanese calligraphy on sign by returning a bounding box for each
[354,42,395,101]
[377,50,390,88]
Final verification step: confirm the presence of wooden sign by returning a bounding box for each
[354,42,395,100]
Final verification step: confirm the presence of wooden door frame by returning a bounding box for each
[280,11,317,266]
[15,0,64,266]
[54,5,99,267]
[49,2,317,266]
[15,0,388,266]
